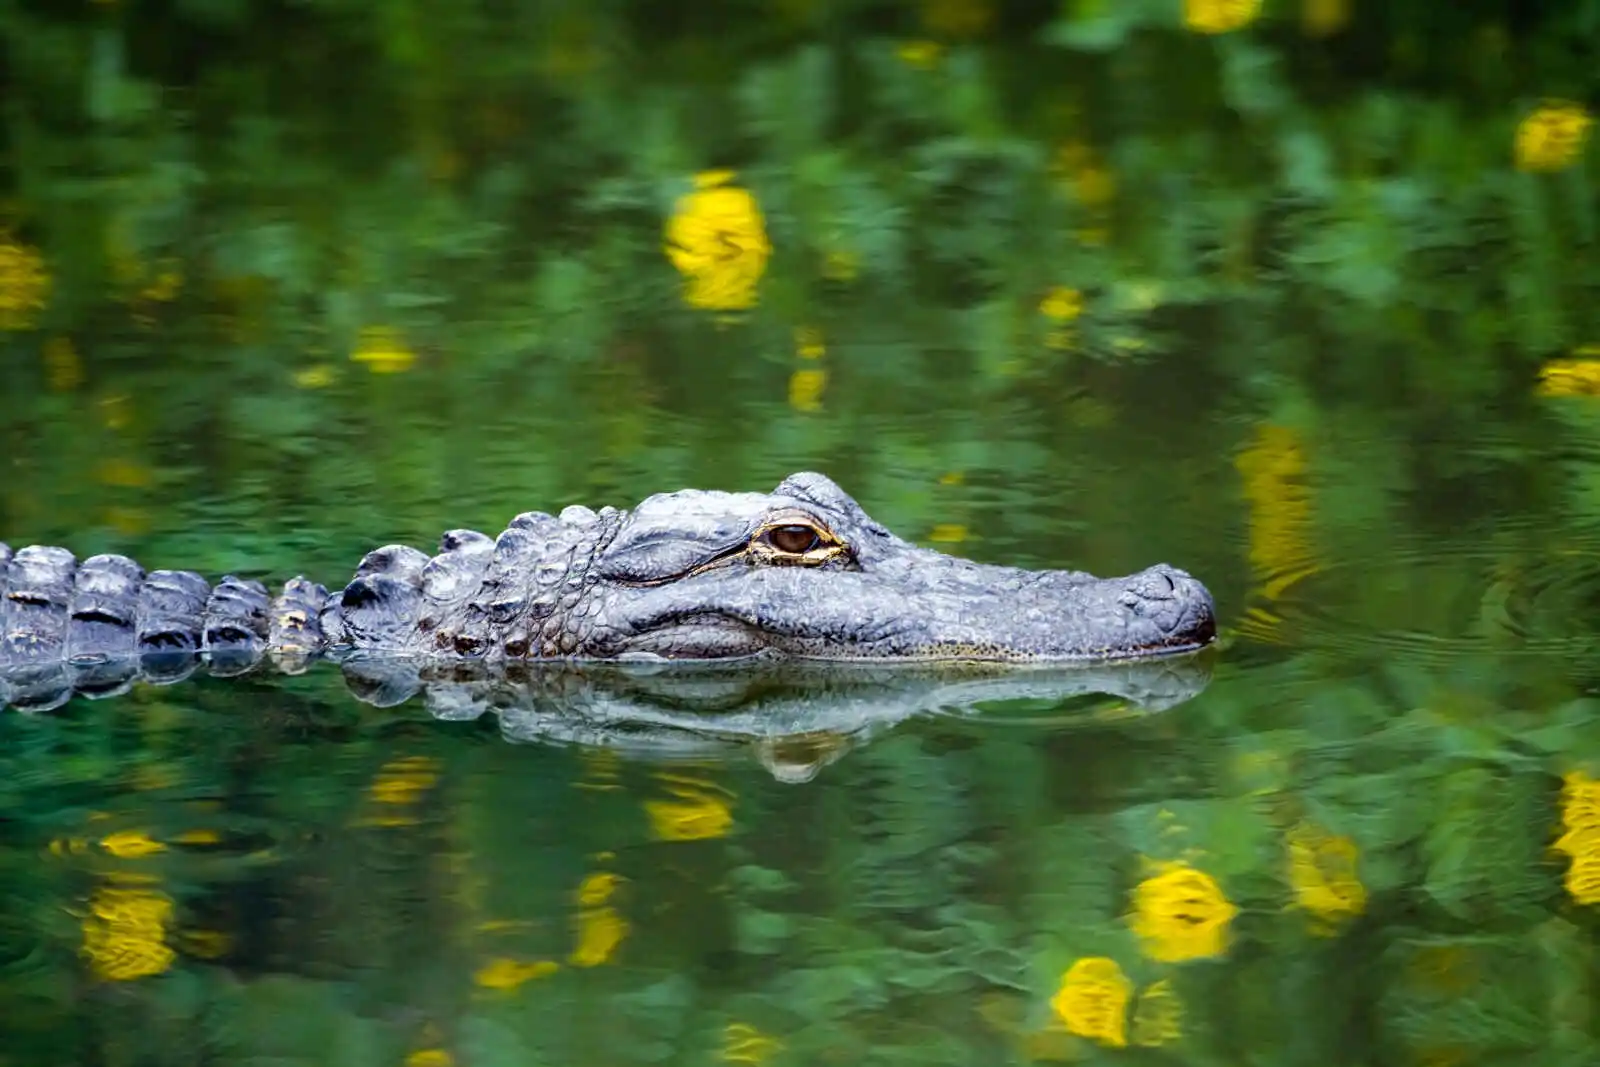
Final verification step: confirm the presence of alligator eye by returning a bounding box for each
[766,524,824,554]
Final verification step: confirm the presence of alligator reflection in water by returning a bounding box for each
[3,649,1213,781]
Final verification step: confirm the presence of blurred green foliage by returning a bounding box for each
[3,0,1600,1064]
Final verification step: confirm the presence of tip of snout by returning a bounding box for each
[1120,564,1217,655]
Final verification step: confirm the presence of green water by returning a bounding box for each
[5,0,1600,1063]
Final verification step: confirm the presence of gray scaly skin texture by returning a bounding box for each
[1,471,1216,712]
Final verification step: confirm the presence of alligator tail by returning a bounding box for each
[0,542,330,712]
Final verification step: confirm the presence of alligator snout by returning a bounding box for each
[1117,564,1216,651]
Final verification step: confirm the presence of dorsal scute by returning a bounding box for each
[2,545,77,664]
[204,575,271,672]
[67,553,145,663]
[422,529,494,605]
[137,569,211,656]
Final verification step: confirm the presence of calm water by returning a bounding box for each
[5,1,1600,1063]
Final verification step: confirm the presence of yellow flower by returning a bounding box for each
[788,368,827,412]
[473,957,560,989]
[0,231,50,330]
[927,524,967,544]
[1285,823,1367,930]
[1050,957,1130,1047]
[1127,861,1238,962]
[664,171,772,311]
[351,325,417,373]
[81,885,175,981]
[1131,979,1184,1046]
[1184,0,1261,34]
[101,830,167,859]
[172,828,221,846]
[1039,286,1083,322]
[1515,101,1593,172]
[722,1023,782,1064]
[44,336,83,391]
[896,39,944,69]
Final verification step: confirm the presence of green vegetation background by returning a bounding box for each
[3,1,1600,1065]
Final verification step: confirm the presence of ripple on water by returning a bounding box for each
[1233,521,1600,663]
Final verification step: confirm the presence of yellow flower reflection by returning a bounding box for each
[788,368,827,413]
[1538,355,1600,397]
[0,230,50,330]
[1128,860,1238,962]
[81,885,175,981]
[352,325,417,373]
[1554,770,1600,904]
[1130,978,1184,1046]
[1515,101,1592,172]
[1235,423,1319,640]
[294,363,337,389]
[645,773,735,841]
[896,40,944,69]
[1286,822,1367,931]
[1301,0,1349,36]
[569,870,629,966]
[101,830,167,859]
[921,0,992,38]
[1050,956,1130,1047]
[795,326,826,360]
[1184,0,1261,34]
[44,336,83,391]
[355,755,440,828]
[722,1022,783,1064]
[664,171,772,311]
[474,956,560,990]
[404,1050,455,1067]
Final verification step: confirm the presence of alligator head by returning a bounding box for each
[575,471,1216,662]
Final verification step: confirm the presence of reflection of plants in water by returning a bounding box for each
[721,1022,782,1064]
[645,771,736,842]
[1050,958,1185,1048]
[355,755,441,827]
[80,883,176,982]
[0,230,50,330]
[1127,860,1237,963]
[569,869,629,966]
[1051,956,1131,1046]
[1554,770,1600,905]
[1130,978,1183,1046]
[1183,0,1261,35]
[663,171,772,312]
[1514,101,1593,173]
[1286,821,1367,933]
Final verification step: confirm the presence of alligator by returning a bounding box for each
[1,471,1216,714]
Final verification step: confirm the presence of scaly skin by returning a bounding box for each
[1,472,1216,712]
